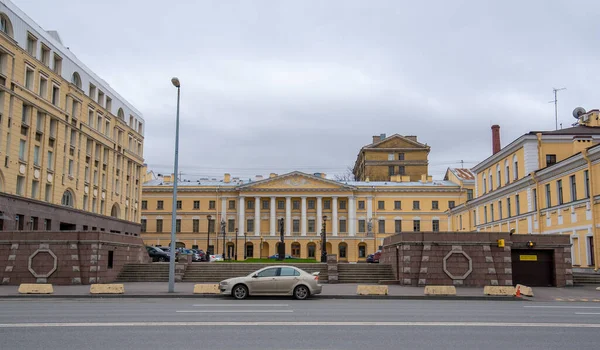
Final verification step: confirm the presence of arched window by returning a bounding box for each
[496,164,501,188]
[0,13,14,38]
[117,108,124,120]
[513,154,519,180]
[110,204,120,218]
[504,159,509,185]
[358,243,367,258]
[338,242,348,260]
[71,72,82,89]
[61,190,74,207]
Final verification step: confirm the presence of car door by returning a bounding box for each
[248,267,280,294]
[277,267,300,293]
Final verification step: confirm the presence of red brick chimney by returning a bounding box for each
[491,125,501,155]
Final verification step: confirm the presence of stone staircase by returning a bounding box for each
[337,263,395,283]
[573,272,600,285]
[115,263,170,282]
[183,263,329,283]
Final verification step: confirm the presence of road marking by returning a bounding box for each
[192,304,289,307]
[575,313,600,315]
[176,310,293,313]
[1,322,600,328]
[524,306,600,309]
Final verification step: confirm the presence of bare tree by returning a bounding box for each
[334,166,357,182]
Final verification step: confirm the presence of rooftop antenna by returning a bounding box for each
[460,160,464,168]
[549,87,566,130]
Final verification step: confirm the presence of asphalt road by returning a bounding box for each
[1,298,599,350]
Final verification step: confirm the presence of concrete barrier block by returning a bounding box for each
[424,285,456,296]
[516,284,534,297]
[90,284,125,294]
[18,284,53,294]
[193,284,220,294]
[357,285,388,295]
[483,286,516,296]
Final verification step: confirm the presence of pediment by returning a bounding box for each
[369,134,428,149]
[239,172,353,190]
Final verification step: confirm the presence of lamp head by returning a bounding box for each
[171,77,180,88]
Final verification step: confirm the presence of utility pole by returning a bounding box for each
[549,87,566,130]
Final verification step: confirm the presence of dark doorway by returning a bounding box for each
[511,250,554,286]
[60,222,76,231]
[227,243,235,260]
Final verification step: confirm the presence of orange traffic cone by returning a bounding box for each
[515,286,521,298]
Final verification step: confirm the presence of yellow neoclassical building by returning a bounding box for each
[141,170,471,262]
[0,1,144,233]
[449,110,600,271]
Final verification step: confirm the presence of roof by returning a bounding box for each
[445,168,475,181]
[363,134,429,149]
[528,125,600,136]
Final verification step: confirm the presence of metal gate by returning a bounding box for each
[511,250,554,286]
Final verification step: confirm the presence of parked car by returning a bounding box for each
[158,247,180,261]
[209,254,224,262]
[219,266,322,300]
[191,249,206,262]
[146,246,170,262]
[367,250,382,263]
[267,254,294,260]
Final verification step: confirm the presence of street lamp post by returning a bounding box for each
[235,228,238,260]
[168,77,181,293]
[221,219,226,259]
[277,218,285,261]
[206,215,212,257]
[321,215,328,263]
[244,231,247,259]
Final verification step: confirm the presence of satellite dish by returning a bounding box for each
[573,107,586,119]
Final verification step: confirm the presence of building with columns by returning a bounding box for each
[140,171,469,262]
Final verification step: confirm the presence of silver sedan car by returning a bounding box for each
[220,266,322,300]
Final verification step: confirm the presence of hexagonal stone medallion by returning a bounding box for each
[28,249,58,278]
[443,250,473,280]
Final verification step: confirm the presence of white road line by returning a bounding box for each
[524,306,600,309]
[192,304,289,307]
[176,310,293,313]
[1,322,600,328]
[575,313,600,315]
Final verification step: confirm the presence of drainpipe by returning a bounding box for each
[531,172,542,234]
[582,149,599,271]
[536,133,543,170]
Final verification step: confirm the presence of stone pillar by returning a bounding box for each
[285,196,292,236]
[348,196,356,236]
[332,197,338,236]
[270,197,276,236]
[254,197,261,237]
[327,254,338,284]
[301,196,307,236]
[316,197,323,234]
[238,197,245,236]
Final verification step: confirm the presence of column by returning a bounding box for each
[270,197,276,236]
[254,197,261,237]
[316,197,323,235]
[332,196,338,236]
[349,196,356,236]
[366,196,373,235]
[285,196,292,236]
[238,197,245,236]
[301,196,307,236]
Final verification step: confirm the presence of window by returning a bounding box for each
[339,200,346,210]
[31,180,38,198]
[140,219,147,232]
[27,33,37,56]
[257,268,278,278]
[36,112,45,132]
[228,219,235,232]
[339,244,347,258]
[533,188,538,211]
[398,153,405,160]
[68,159,73,176]
[339,219,347,233]
[229,200,236,209]
[545,184,551,208]
[570,175,577,202]
[280,267,300,277]
[209,200,216,210]
[483,178,487,194]
[193,219,199,233]
[546,154,557,167]
[394,220,401,233]
[394,201,401,210]
[378,201,385,210]
[413,201,420,210]
[89,84,96,99]
[505,160,510,184]
[432,201,439,210]
[292,200,299,210]
[557,179,563,205]
[433,220,439,232]
[61,190,74,207]
[25,66,34,90]
[496,165,501,188]
[176,219,181,232]
[489,173,493,191]
[51,85,59,106]
[413,220,420,232]
[490,203,494,221]
[262,200,269,209]
[467,189,474,200]
[157,200,164,210]
[358,220,365,233]
[359,245,366,258]
[71,72,82,89]
[247,219,255,232]
[584,170,590,199]
[156,219,163,232]
[484,206,488,223]
[358,200,365,210]
[53,54,62,74]
[473,210,477,227]
[16,176,25,195]
[39,75,47,98]
[308,219,315,232]
[388,166,395,176]
[33,145,40,166]
[176,200,182,209]
[324,200,331,210]
[507,198,512,218]
[388,153,394,160]
[41,45,50,66]
[97,90,105,107]
[0,14,12,37]
[44,184,52,202]
[514,159,519,180]
[292,219,299,233]
[515,195,520,215]
[378,220,385,233]
[448,201,455,209]
[278,200,285,209]
[498,201,503,220]
[19,139,26,160]
[106,97,112,112]
[193,200,200,209]
[399,166,405,175]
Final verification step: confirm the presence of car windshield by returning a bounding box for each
[152,247,164,253]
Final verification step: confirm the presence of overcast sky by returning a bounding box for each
[15,0,600,180]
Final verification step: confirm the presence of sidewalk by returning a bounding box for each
[2,282,597,301]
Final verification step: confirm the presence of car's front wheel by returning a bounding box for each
[294,285,310,300]
[232,284,248,300]
[158,257,166,262]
